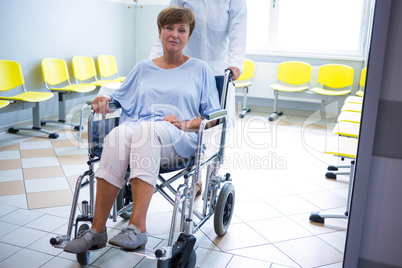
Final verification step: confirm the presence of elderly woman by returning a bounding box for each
[64,6,220,253]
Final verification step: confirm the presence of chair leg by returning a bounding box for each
[239,86,250,118]
[41,92,80,130]
[8,102,59,139]
[326,160,351,179]
[310,160,355,223]
[268,90,283,121]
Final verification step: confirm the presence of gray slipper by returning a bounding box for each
[109,224,147,250]
[64,228,107,254]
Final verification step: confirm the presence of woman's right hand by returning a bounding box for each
[92,95,111,115]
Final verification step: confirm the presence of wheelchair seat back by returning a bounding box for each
[88,115,120,156]
[87,73,230,160]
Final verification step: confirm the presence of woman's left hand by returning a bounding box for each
[163,114,182,129]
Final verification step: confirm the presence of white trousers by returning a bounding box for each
[95,121,188,188]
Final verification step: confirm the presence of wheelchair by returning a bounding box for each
[50,69,236,267]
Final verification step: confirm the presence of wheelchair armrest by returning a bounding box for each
[201,109,227,120]
[109,100,121,110]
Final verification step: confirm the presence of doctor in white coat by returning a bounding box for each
[150,0,247,129]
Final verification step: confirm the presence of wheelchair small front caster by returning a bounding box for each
[76,224,90,265]
[157,234,196,268]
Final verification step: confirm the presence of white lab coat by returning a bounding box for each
[149,0,247,128]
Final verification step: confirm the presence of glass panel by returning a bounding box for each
[246,0,270,51]
[276,0,365,55]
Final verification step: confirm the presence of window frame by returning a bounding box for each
[245,0,375,61]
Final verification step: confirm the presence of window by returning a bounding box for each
[246,0,371,58]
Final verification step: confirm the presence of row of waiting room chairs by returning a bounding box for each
[309,92,362,223]
[235,59,366,120]
[0,55,125,139]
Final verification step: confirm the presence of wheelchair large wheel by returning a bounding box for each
[76,223,90,265]
[214,183,235,236]
[116,172,133,219]
[157,242,196,268]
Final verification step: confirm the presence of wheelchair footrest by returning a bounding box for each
[122,247,159,260]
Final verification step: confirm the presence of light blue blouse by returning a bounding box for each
[110,58,221,158]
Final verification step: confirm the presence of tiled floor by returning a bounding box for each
[0,108,350,267]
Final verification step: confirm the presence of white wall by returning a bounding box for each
[0,0,135,132]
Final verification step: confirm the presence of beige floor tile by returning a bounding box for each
[146,211,178,236]
[248,216,313,243]
[226,255,271,268]
[228,244,298,267]
[0,143,19,151]
[195,247,233,268]
[300,190,347,210]
[23,166,64,180]
[51,139,80,148]
[0,181,25,196]
[61,164,89,176]
[191,230,220,250]
[318,230,347,253]
[66,175,78,190]
[57,154,89,165]
[20,148,56,158]
[275,236,343,267]
[0,159,21,170]
[202,222,268,251]
[287,213,347,235]
[264,195,321,216]
[234,199,282,222]
[26,189,73,209]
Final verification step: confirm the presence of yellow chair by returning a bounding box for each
[0,60,58,138]
[332,121,360,138]
[344,96,363,104]
[269,61,311,121]
[72,56,120,87]
[98,55,126,82]
[311,64,354,96]
[341,102,362,113]
[41,58,97,130]
[356,67,366,97]
[234,59,254,118]
[310,136,357,223]
[337,111,361,124]
[0,100,10,109]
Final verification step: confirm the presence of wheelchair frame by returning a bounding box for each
[50,70,235,267]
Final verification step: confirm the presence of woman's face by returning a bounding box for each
[159,22,190,54]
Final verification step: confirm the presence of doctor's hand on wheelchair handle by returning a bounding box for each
[227,66,240,81]
[92,95,112,115]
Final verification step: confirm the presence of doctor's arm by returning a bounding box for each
[227,0,247,80]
